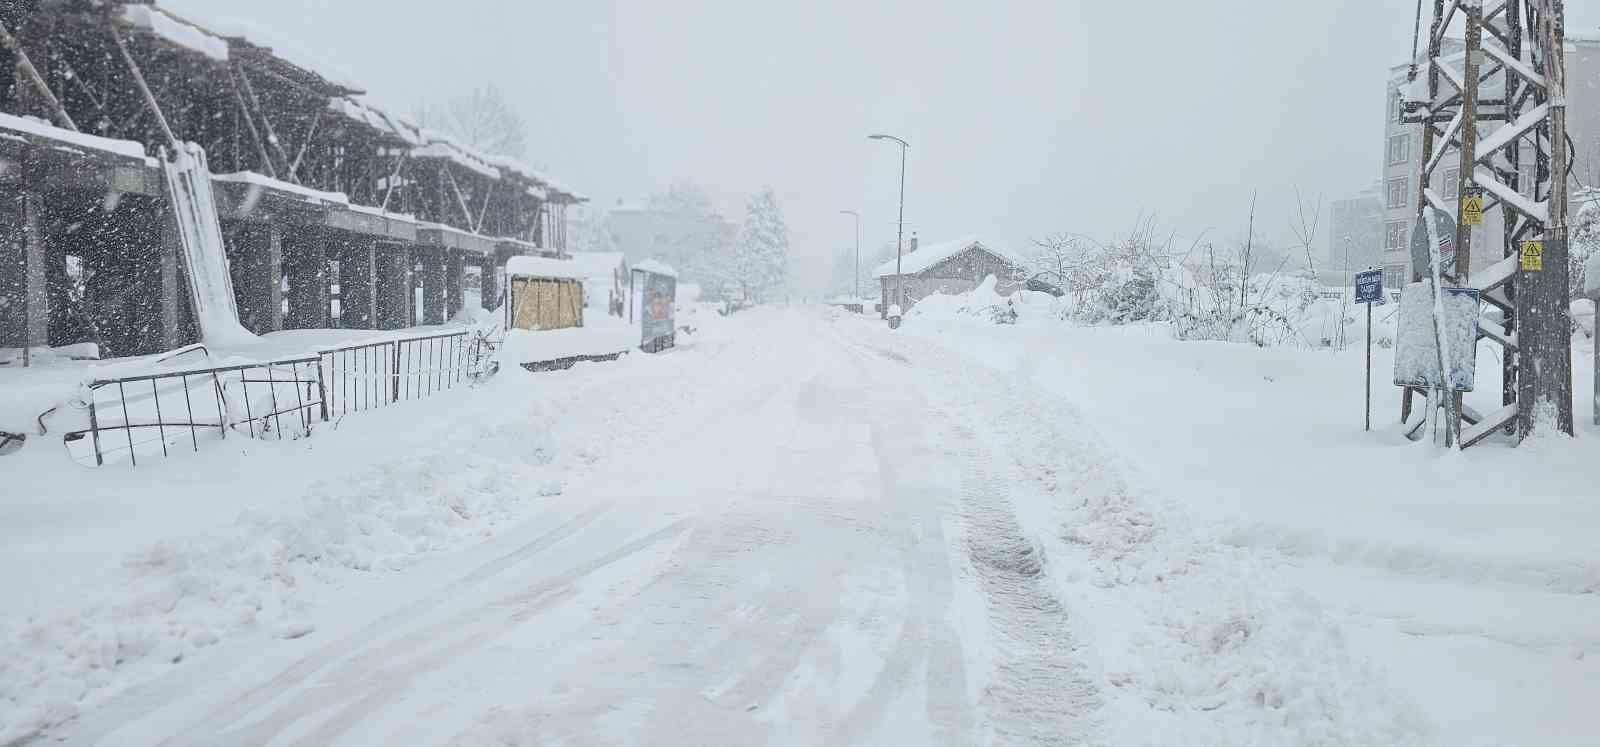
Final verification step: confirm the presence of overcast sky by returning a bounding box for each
[186,0,1600,290]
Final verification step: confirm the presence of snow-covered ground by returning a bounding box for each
[4,301,1596,745]
[900,288,1600,745]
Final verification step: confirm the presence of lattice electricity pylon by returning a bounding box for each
[1398,0,1573,447]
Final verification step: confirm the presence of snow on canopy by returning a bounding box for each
[212,171,349,206]
[0,112,148,161]
[505,255,584,281]
[155,1,364,92]
[872,237,1028,278]
[119,0,590,215]
[413,130,503,181]
[120,5,228,62]
[328,97,424,146]
[633,259,679,278]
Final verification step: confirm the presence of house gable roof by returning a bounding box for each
[873,237,1028,278]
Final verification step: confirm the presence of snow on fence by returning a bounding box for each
[63,330,488,467]
[65,356,323,467]
[317,330,482,418]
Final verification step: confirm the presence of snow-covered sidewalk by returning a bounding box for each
[897,302,1600,745]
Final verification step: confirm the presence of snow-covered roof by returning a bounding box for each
[505,255,584,280]
[872,237,1027,278]
[121,5,229,62]
[213,171,349,205]
[633,259,678,278]
[479,153,586,201]
[0,112,148,160]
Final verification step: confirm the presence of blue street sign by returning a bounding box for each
[1355,268,1385,305]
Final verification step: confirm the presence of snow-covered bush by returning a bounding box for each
[1033,225,1172,326]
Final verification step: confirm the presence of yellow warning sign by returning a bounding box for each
[1461,193,1485,226]
[1520,240,1544,272]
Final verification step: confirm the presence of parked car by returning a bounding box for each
[1026,271,1066,297]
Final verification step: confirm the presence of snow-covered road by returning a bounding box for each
[36,309,1110,746]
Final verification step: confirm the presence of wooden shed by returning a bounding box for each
[504,256,584,331]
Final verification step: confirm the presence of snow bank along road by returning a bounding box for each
[10,308,1417,745]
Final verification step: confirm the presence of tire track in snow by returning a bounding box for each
[196,521,691,747]
[805,318,976,744]
[153,505,621,745]
[953,433,1100,745]
[832,319,1101,743]
[264,519,695,747]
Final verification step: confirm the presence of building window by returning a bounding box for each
[1388,133,1410,165]
[1386,176,1409,209]
[1442,167,1459,199]
[1389,92,1403,124]
[1384,265,1407,289]
[1385,220,1408,251]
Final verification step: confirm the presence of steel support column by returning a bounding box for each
[338,237,377,329]
[226,220,283,334]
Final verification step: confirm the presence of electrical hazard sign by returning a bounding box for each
[1520,240,1544,272]
[1461,191,1485,226]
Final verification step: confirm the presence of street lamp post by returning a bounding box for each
[868,133,909,313]
[839,209,860,302]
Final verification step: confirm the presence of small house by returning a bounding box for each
[504,256,584,331]
[874,237,1029,317]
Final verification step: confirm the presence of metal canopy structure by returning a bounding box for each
[1399,0,1574,446]
[0,1,588,360]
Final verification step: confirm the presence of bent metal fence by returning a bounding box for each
[65,330,487,467]
[318,330,481,418]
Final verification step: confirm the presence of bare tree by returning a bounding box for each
[418,85,527,158]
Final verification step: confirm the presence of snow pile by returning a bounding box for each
[906,275,1057,326]
[497,326,636,364]
[0,386,554,741]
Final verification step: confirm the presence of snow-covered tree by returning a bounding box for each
[733,187,790,303]
[1571,197,1600,299]
[638,182,738,294]
[418,85,526,158]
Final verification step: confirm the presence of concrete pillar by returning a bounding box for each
[374,242,411,330]
[420,246,446,325]
[480,258,500,311]
[445,250,465,318]
[338,236,377,329]
[0,190,49,359]
[226,220,283,334]
[283,226,330,330]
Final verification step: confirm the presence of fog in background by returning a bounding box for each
[185,0,1600,293]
